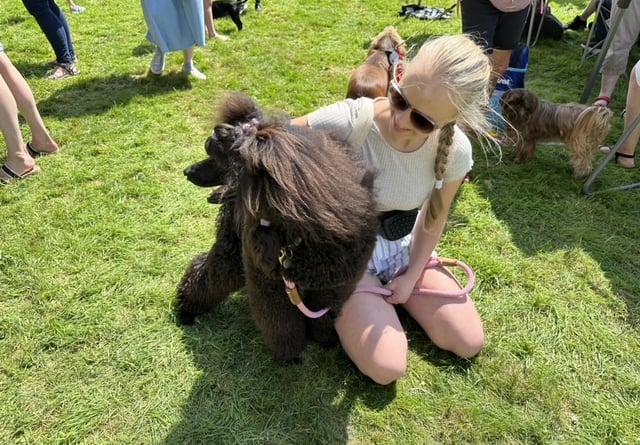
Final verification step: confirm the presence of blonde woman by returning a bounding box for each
[291,34,492,385]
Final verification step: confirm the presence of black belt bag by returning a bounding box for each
[379,209,419,241]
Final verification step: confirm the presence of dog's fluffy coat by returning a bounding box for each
[346,26,406,100]
[178,92,379,362]
[501,88,613,177]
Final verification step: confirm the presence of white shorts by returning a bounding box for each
[366,233,412,283]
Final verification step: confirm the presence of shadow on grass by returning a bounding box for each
[37,73,193,119]
[162,296,396,444]
[12,66,193,120]
[469,35,640,327]
[473,140,640,326]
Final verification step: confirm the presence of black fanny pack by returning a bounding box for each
[379,209,419,241]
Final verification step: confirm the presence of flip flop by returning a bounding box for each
[0,164,41,184]
[26,142,59,158]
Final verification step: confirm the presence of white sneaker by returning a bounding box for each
[150,47,165,75]
[182,63,207,80]
[70,5,86,13]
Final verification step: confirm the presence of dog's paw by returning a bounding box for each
[174,308,197,325]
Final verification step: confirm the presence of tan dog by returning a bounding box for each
[501,88,613,178]
[346,26,406,100]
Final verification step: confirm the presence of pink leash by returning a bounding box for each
[283,278,330,319]
[355,256,475,298]
[282,257,475,319]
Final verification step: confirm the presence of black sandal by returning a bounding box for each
[615,152,635,160]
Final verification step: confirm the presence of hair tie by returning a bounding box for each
[434,179,443,190]
[241,118,260,134]
[259,218,271,227]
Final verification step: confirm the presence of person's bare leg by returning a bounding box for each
[182,47,207,80]
[0,52,58,154]
[402,266,484,359]
[0,76,37,180]
[594,73,620,106]
[335,273,408,385]
[203,0,228,40]
[601,64,639,167]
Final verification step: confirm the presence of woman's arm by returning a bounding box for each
[290,115,309,127]
[384,178,464,304]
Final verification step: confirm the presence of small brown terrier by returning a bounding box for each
[346,26,406,100]
[501,88,613,178]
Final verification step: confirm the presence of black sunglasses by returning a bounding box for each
[388,79,438,134]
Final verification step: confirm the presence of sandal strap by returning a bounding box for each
[615,152,635,159]
[594,95,611,105]
[1,164,19,179]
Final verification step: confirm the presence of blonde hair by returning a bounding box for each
[404,34,492,230]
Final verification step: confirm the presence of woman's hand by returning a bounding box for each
[383,273,418,305]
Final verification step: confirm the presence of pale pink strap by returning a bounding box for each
[283,278,330,319]
[353,256,475,299]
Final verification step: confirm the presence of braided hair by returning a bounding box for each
[404,34,492,230]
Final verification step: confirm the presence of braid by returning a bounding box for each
[424,123,455,231]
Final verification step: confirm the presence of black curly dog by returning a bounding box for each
[212,0,263,31]
[177,92,379,363]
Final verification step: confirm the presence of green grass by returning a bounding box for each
[2,0,640,443]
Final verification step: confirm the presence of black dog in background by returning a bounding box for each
[212,0,263,32]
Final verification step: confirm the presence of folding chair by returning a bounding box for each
[580,0,612,66]
[583,111,640,195]
[580,0,632,104]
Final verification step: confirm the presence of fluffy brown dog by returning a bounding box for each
[501,88,613,178]
[177,92,379,363]
[346,26,406,99]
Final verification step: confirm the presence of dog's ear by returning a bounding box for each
[251,223,282,278]
[501,88,536,123]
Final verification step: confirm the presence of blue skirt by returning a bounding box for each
[141,0,205,53]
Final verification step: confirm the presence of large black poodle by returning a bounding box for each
[177,92,379,362]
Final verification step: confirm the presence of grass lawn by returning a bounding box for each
[1,0,639,443]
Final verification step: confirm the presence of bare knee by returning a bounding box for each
[359,337,408,385]
[435,329,485,360]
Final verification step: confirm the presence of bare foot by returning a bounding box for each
[27,139,60,156]
[209,33,229,41]
[600,146,635,168]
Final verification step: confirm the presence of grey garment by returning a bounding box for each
[602,0,640,76]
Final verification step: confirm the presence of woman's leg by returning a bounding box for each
[402,265,485,359]
[21,0,75,64]
[335,273,408,385]
[0,75,37,180]
[181,47,206,80]
[203,0,215,37]
[0,52,58,153]
[602,61,640,167]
